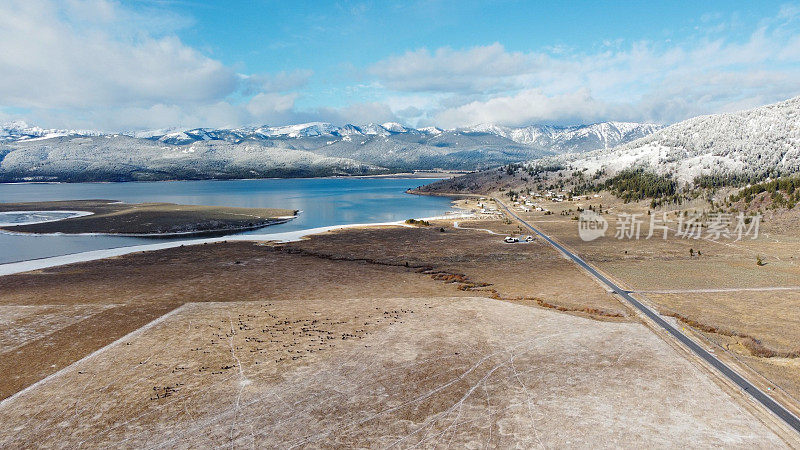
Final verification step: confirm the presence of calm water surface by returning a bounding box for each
[0,178,453,264]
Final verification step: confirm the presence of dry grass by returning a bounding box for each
[0,199,295,235]
[0,201,794,445]
[0,239,474,400]
[498,193,800,405]
[286,221,629,318]
[0,220,629,400]
[0,297,786,447]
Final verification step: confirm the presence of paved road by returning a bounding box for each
[494,198,800,434]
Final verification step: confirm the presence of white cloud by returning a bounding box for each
[369,43,541,93]
[3,1,800,131]
[0,0,328,130]
[0,0,238,110]
[242,70,314,96]
[315,102,398,125]
[431,89,634,129]
[372,9,800,127]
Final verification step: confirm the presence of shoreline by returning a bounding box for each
[0,221,406,277]
[0,200,297,236]
[0,212,476,277]
[406,188,483,199]
[0,186,464,273]
[0,210,95,227]
[0,216,294,237]
[0,172,464,185]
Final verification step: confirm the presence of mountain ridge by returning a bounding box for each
[0,120,662,182]
[414,95,800,196]
[1,120,661,150]
[526,95,800,184]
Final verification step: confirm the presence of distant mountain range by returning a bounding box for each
[529,95,800,184]
[0,120,661,182]
[417,95,800,196]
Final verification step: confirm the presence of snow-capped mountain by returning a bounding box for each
[529,96,800,184]
[380,122,411,133]
[0,135,381,182]
[0,119,661,182]
[463,122,663,153]
[418,126,443,135]
[337,124,364,136]
[130,120,660,151]
[253,122,339,138]
[358,123,392,137]
[2,120,659,149]
[0,121,102,142]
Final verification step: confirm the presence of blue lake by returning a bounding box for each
[0,178,453,264]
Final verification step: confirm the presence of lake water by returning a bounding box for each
[0,178,453,264]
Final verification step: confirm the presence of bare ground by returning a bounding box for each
[0,222,625,401]
[494,193,800,413]
[0,297,788,448]
[0,200,295,235]
[0,216,795,446]
[0,238,472,400]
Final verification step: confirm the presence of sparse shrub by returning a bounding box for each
[404,219,430,226]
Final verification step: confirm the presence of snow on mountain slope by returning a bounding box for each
[359,123,391,137]
[2,120,658,150]
[0,121,102,142]
[313,130,548,171]
[336,124,365,136]
[418,126,443,135]
[0,136,381,182]
[534,96,800,184]
[464,122,662,153]
[0,119,662,182]
[254,122,339,138]
[380,122,410,133]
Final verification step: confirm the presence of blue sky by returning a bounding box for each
[1,0,800,130]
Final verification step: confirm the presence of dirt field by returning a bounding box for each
[0,297,788,447]
[2,210,797,445]
[0,221,628,401]
[0,239,470,400]
[492,193,800,411]
[286,220,629,318]
[0,200,295,235]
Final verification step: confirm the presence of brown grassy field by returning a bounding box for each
[490,192,800,411]
[1,209,797,445]
[0,221,627,401]
[0,200,295,235]
[0,239,470,400]
[0,297,787,447]
[285,219,629,318]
